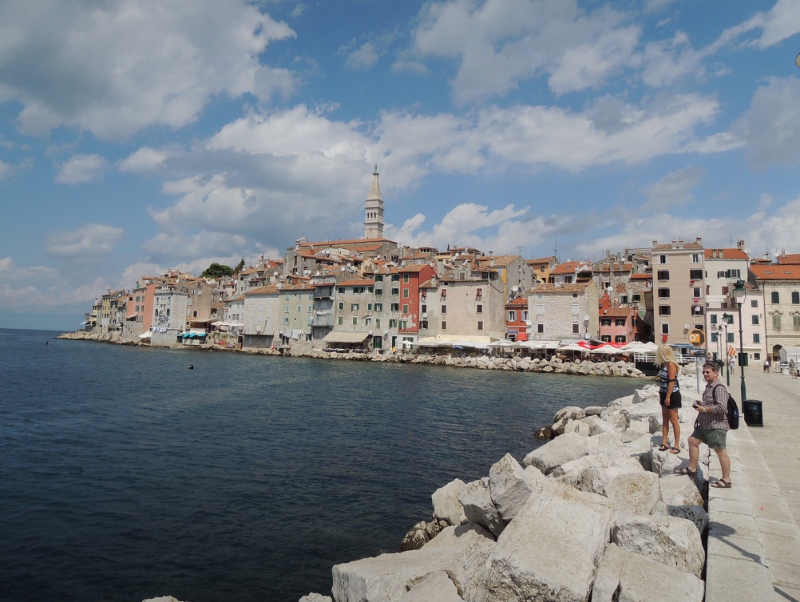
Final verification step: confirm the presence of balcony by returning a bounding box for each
[313,313,333,327]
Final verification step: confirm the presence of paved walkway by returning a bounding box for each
[703,366,800,602]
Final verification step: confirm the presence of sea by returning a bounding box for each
[0,328,648,602]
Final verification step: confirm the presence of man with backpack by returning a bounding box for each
[675,361,733,488]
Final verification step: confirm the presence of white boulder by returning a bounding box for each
[523,432,592,475]
[399,571,464,602]
[458,478,506,537]
[488,453,543,521]
[432,479,467,525]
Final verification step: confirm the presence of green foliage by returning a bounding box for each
[200,262,234,278]
[233,258,246,274]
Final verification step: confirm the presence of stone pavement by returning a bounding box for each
[702,366,800,602]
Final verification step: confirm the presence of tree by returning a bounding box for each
[200,263,234,278]
[233,258,245,274]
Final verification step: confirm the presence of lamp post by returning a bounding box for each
[716,323,723,366]
[733,279,748,401]
[722,313,731,386]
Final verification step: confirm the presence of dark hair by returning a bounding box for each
[702,362,720,373]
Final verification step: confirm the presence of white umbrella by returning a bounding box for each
[590,345,621,354]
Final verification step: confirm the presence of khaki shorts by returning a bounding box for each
[691,427,728,450]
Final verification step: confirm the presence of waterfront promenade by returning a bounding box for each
[705,367,800,601]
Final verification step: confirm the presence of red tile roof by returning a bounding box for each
[630,273,652,280]
[777,254,800,265]
[339,278,375,287]
[704,248,749,260]
[750,265,800,280]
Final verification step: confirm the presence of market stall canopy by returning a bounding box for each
[321,332,370,344]
[138,330,152,339]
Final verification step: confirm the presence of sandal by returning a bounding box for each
[711,479,732,488]
[669,447,681,454]
[658,444,669,452]
[675,467,697,477]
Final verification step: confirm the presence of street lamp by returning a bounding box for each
[715,323,724,365]
[733,279,748,401]
[722,313,731,386]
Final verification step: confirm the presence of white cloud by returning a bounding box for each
[47,223,125,258]
[640,31,706,89]
[737,77,800,168]
[0,160,11,180]
[119,147,169,174]
[643,166,704,209]
[410,0,640,102]
[0,257,12,271]
[143,229,249,261]
[346,42,380,70]
[0,0,296,140]
[56,154,108,184]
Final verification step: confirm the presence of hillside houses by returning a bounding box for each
[77,168,800,366]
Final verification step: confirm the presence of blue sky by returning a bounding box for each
[1,0,800,330]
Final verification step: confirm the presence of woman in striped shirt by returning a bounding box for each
[676,362,732,488]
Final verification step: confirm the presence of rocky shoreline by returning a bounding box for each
[57,330,648,379]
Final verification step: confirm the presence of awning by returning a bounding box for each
[514,331,528,342]
[139,330,152,339]
[414,335,497,349]
[321,332,370,344]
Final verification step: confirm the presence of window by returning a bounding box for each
[751,299,758,308]
[753,333,760,343]
[375,288,383,296]
[421,319,428,329]
[601,319,612,327]
[657,270,669,281]
[441,288,447,298]
[621,295,628,304]
[375,303,382,311]
[793,292,800,304]
[711,314,717,324]
[392,275,400,282]
[601,335,611,342]
[773,314,781,330]
[441,305,447,314]
[658,288,670,298]
[659,306,671,316]
[421,304,427,313]
[391,303,399,311]
[572,323,580,334]
[711,332,718,343]
[772,292,780,304]
[658,255,667,264]
[537,323,544,333]
[727,333,734,343]
[632,294,641,303]
[477,304,483,313]
[693,287,701,298]
[477,321,484,330]
[403,274,409,283]
[284,305,289,313]
[391,288,399,296]
[338,287,345,295]
[402,304,409,314]
[615,319,625,326]
[375,275,383,282]
[752,315,759,325]
[351,303,359,311]
[352,316,358,325]
[690,269,703,280]
[477,288,483,298]
[508,310,517,321]
[615,335,626,343]
[795,315,800,331]
[522,310,529,321]
[691,254,701,263]
[338,316,344,325]
[308,305,313,313]
[661,323,669,334]
[297,305,302,312]
[285,293,290,300]
[400,320,407,329]
[367,303,372,311]
[375,319,380,328]
[441,320,447,330]
[389,319,397,328]
[283,317,289,325]
[402,289,409,298]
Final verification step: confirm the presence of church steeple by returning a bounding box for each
[364,164,384,239]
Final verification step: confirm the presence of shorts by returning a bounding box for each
[691,427,728,450]
[659,390,682,408]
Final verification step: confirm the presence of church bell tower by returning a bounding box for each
[364,165,384,239]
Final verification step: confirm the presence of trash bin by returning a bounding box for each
[743,400,763,427]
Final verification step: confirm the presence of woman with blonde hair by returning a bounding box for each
[655,344,681,453]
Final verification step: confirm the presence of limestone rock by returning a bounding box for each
[142,598,184,602]
[612,515,705,578]
[399,570,464,602]
[332,524,494,602]
[580,414,622,436]
[551,455,608,496]
[552,406,586,435]
[458,478,506,537]
[592,543,704,602]
[666,504,709,535]
[432,478,467,525]
[475,480,615,602]
[488,453,543,521]
[522,432,592,475]
[658,474,703,508]
[299,595,333,602]
[604,467,661,516]
[583,405,606,416]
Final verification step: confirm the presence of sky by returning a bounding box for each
[1,0,800,331]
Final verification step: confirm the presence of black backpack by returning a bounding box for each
[727,393,740,430]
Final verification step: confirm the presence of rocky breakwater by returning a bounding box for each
[307,350,647,378]
[302,375,714,602]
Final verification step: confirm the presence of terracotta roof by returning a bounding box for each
[389,264,434,274]
[533,283,589,294]
[505,297,528,308]
[750,265,800,280]
[630,273,652,280]
[339,278,375,287]
[474,255,520,267]
[600,308,635,318]
[550,261,592,275]
[704,248,749,260]
[777,254,800,265]
[526,256,556,265]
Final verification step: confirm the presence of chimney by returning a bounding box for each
[696,237,702,245]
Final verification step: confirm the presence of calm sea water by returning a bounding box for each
[0,328,647,602]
